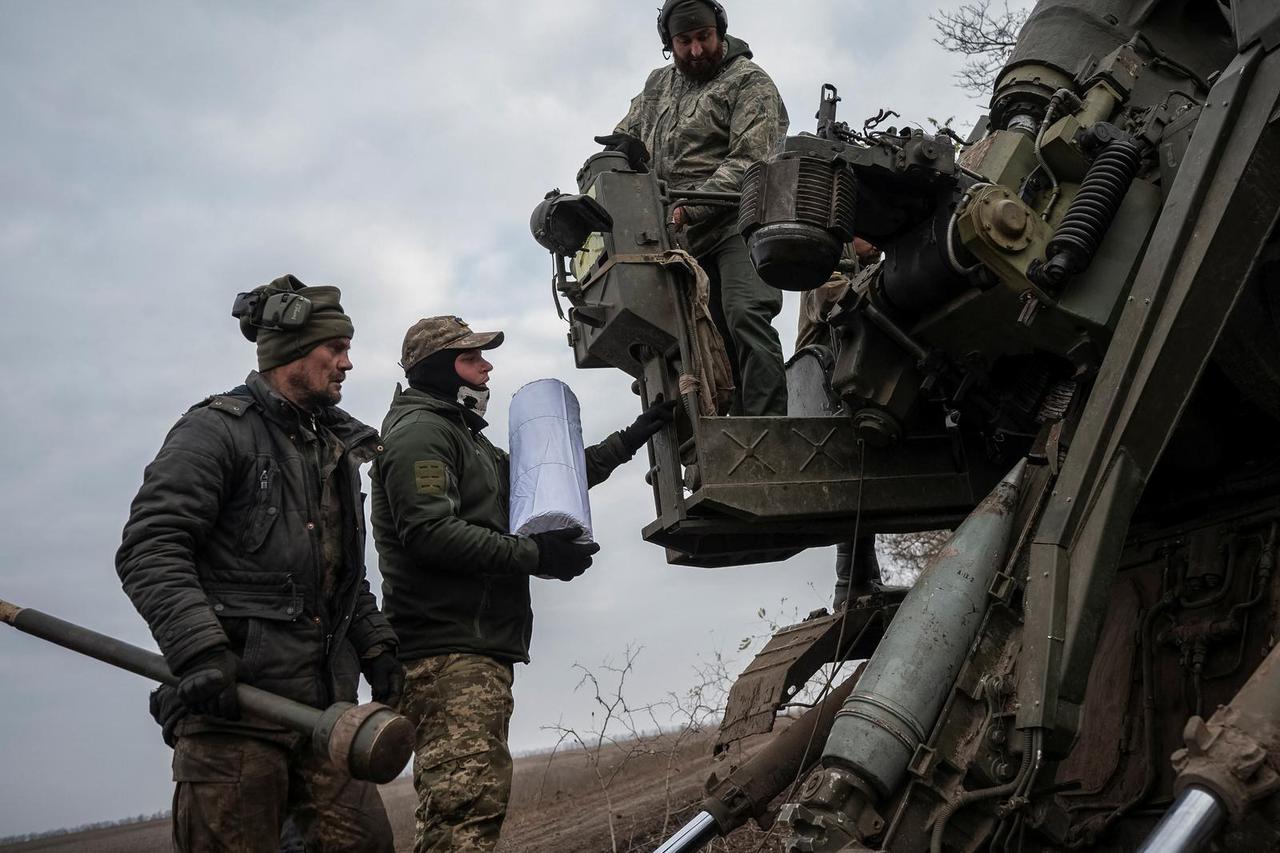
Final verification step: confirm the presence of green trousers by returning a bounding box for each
[701,233,787,416]
[170,731,394,853]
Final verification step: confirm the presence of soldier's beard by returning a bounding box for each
[295,386,341,413]
[674,44,724,83]
[274,369,343,413]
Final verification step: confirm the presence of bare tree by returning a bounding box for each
[652,651,731,838]
[931,0,1030,95]
[538,646,733,852]
[876,530,951,586]
[539,647,654,852]
[737,598,807,653]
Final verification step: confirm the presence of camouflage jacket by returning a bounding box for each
[615,34,789,256]
[117,371,396,720]
[370,386,634,664]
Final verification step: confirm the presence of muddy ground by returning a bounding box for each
[0,731,787,853]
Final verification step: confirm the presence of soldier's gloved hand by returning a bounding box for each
[593,133,651,172]
[174,647,241,721]
[530,527,600,581]
[362,650,405,708]
[149,684,187,748]
[619,398,679,453]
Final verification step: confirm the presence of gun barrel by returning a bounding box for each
[0,597,412,783]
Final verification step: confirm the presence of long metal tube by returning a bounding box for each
[0,598,322,732]
[666,189,743,205]
[652,811,719,853]
[1134,787,1225,853]
[1160,631,1280,841]
[0,597,413,783]
[861,300,930,364]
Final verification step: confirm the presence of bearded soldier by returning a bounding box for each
[117,275,401,852]
[602,0,790,415]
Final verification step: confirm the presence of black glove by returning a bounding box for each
[174,647,241,721]
[530,527,601,581]
[594,133,651,172]
[619,398,679,453]
[362,650,405,708]
[149,684,187,747]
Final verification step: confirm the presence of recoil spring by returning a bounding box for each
[1032,137,1143,288]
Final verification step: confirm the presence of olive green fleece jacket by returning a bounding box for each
[369,386,635,664]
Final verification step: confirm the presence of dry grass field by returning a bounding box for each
[0,731,787,853]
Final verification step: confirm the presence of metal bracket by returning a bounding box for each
[908,744,938,779]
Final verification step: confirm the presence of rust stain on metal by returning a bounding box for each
[0,598,22,626]
[959,133,996,171]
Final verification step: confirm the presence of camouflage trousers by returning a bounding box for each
[399,653,515,853]
[171,730,395,853]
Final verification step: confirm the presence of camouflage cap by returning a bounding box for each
[400,315,504,371]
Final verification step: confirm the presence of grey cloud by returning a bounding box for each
[0,0,999,835]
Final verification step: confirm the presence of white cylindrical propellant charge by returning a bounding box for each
[508,378,593,543]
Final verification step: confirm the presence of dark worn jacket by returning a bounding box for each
[370,386,633,664]
[616,35,789,255]
[117,372,397,729]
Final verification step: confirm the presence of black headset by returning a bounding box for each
[656,0,728,51]
[232,278,313,341]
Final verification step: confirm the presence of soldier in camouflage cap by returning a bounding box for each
[602,0,790,415]
[370,315,678,851]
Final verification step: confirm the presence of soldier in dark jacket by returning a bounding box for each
[370,316,675,852]
[116,275,401,853]
[606,0,790,415]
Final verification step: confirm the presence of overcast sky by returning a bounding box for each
[0,1,993,836]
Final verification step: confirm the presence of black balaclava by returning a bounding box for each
[406,349,490,419]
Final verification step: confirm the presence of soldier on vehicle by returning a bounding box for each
[116,275,402,853]
[796,237,882,352]
[369,316,676,852]
[601,0,790,416]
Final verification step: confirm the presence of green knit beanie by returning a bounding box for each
[239,275,355,371]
